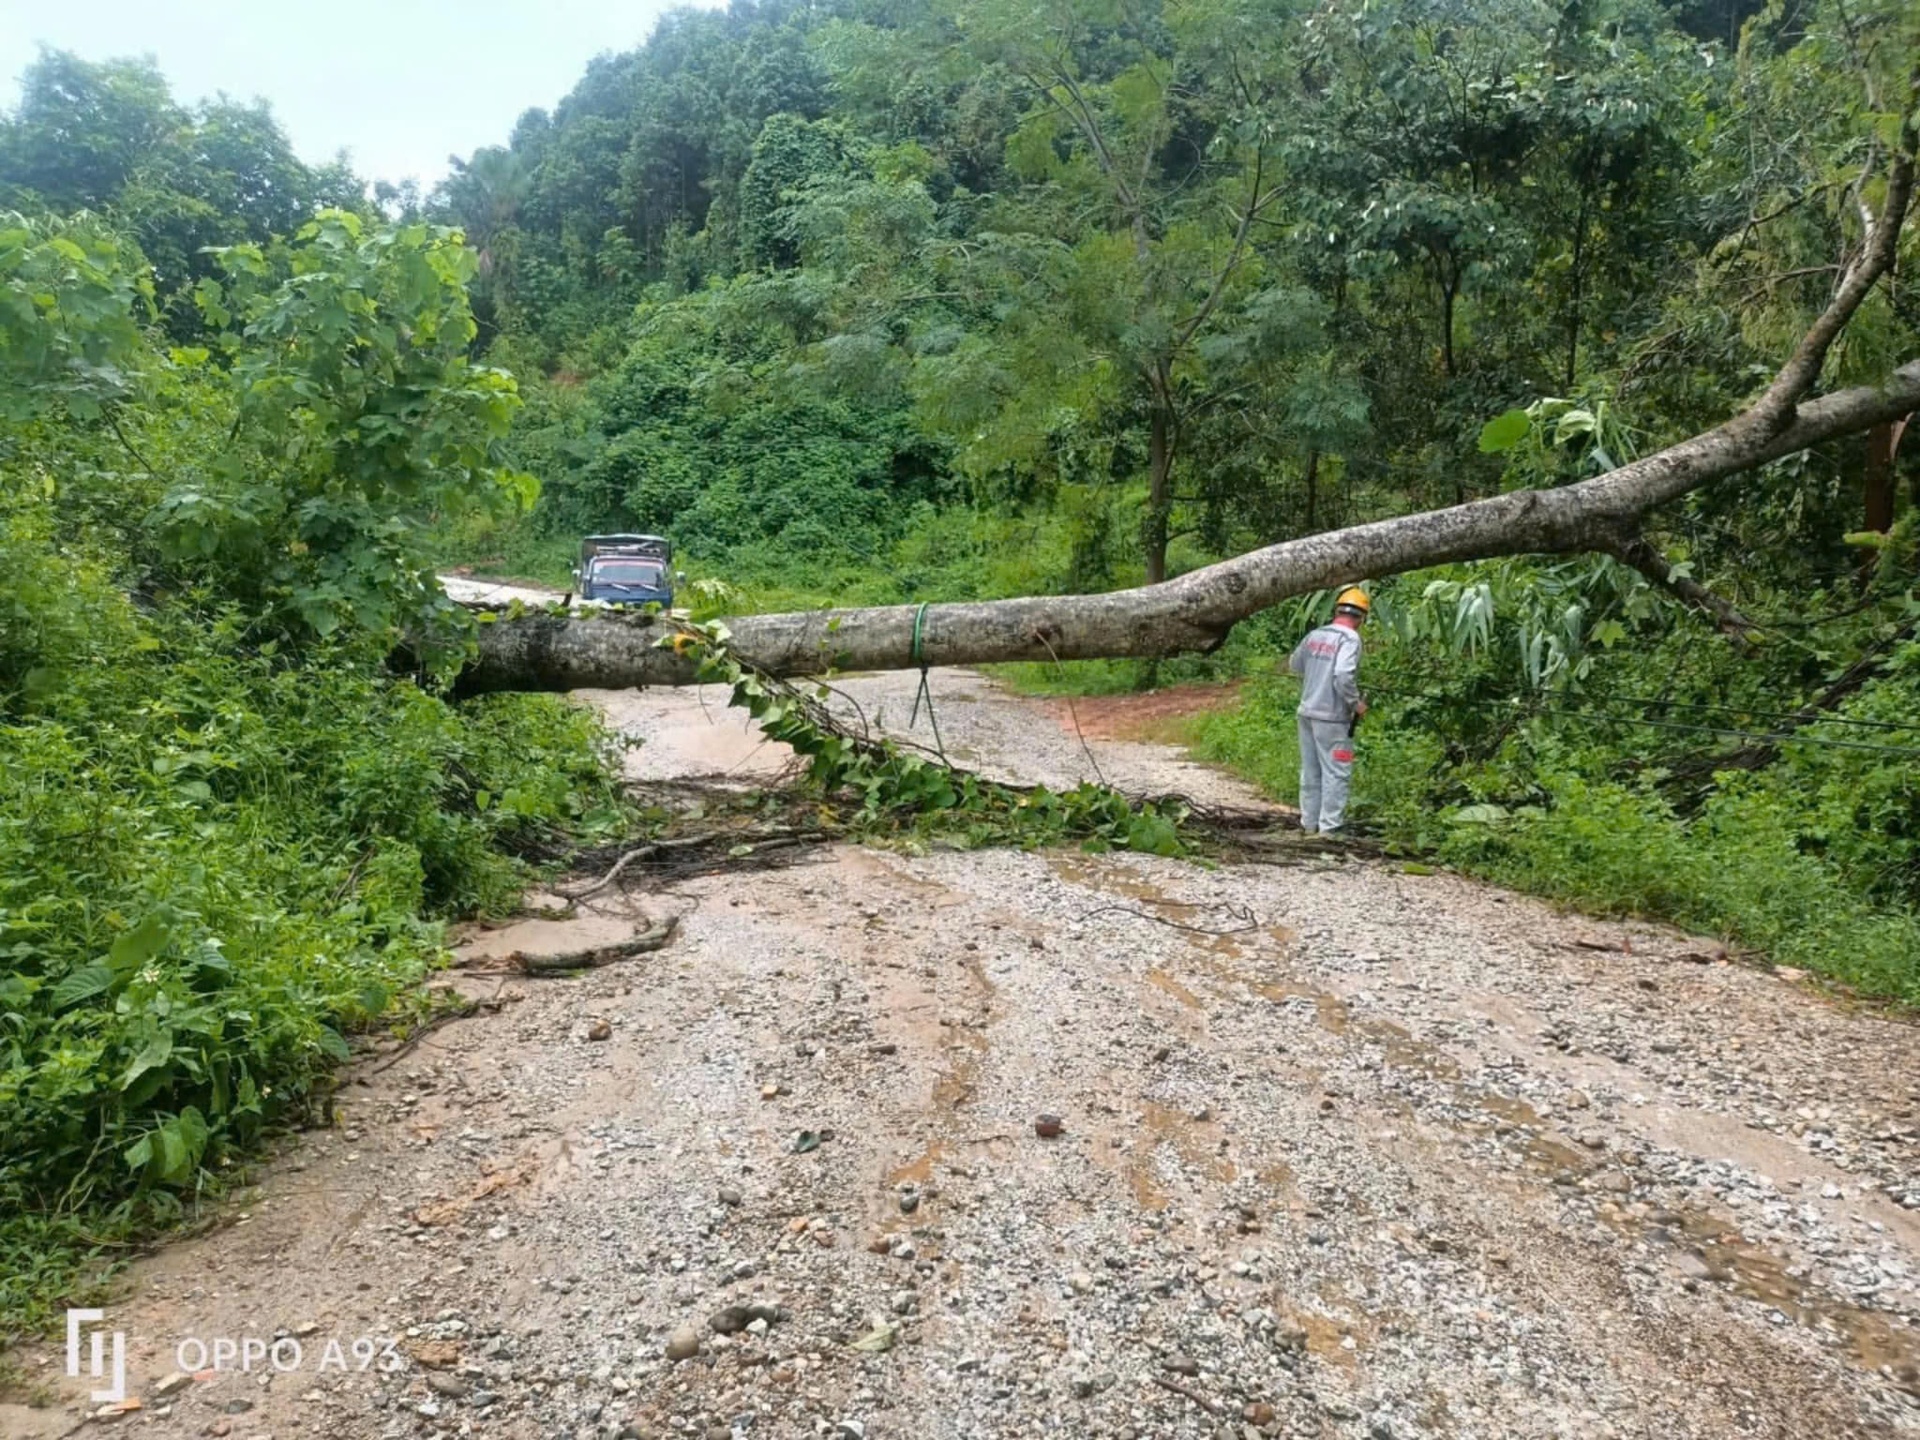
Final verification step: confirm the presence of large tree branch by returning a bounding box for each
[1173,145,1275,351]
[1750,70,1917,428]
[455,361,1920,696]
[1026,62,1142,220]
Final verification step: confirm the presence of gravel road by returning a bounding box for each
[9,664,1920,1440]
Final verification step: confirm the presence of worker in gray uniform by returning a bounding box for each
[1287,586,1370,834]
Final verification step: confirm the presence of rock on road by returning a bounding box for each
[10,663,1920,1440]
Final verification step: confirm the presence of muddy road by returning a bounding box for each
[9,666,1920,1440]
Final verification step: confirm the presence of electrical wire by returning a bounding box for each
[1370,684,1920,760]
[1529,706,1920,758]
[1580,693,1918,733]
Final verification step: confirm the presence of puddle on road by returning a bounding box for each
[928,948,997,1110]
[889,1141,950,1189]
[843,848,972,909]
[864,872,1001,1235]
[1287,1285,1375,1371]
[1048,852,1169,904]
[456,909,642,965]
[589,685,793,781]
[1605,1205,1920,1389]
[1046,852,1299,962]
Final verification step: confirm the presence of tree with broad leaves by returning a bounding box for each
[459,17,1920,693]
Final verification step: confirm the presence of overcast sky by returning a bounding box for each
[0,0,722,189]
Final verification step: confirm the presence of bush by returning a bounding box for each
[1188,664,1920,1005]
[0,561,626,1338]
[0,209,634,1342]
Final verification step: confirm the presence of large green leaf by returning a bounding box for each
[121,1034,174,1091]
[109,910,172,971]
[1477,409,1532,454]
[50,962,116,1009]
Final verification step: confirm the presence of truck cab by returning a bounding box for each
[574,535,683,608]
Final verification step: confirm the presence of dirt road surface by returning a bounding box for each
[9,665,1920,1440]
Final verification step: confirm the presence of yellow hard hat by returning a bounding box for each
[1335,586,1371,614]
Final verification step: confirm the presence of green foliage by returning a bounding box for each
[1188,565,1920,1004]
[156,212,537,660]
[425,0,1918,597]
[0,172,624,1338]
[739,114,849,269]
[0,51,364,336]
[1432,775,1920,1002]
[5,0,1919,1332]
[0,213,153,421]
[0,534,627,1338]
[675,619,1188,855]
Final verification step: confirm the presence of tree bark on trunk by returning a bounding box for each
[1594,527,1759,638]
[1144,372,1175,587]
[1566,189,1590,391]
[1864,419,1900,534]
[454,362,1920,697]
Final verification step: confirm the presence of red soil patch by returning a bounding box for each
[1038,681,1244,743]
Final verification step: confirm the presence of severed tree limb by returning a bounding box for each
[1593,528,1761,639]
[452,105,1920,701]
[455,360,1920,696]
[512,917,679,975]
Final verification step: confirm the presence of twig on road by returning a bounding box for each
[1077,901,1259,935]
[1151,1373,1226,1416]
[369,985,509,1073]
[552,842,666,899]
[510,916,680,974]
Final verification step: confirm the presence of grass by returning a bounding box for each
[1185,674,1920,1005]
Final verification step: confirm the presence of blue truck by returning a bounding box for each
[573,534,683,608]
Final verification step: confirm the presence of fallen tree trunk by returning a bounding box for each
[453,102,1920,696]
[457,362,1920,695]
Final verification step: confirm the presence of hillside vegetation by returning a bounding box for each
[1,0,1917,1340]
[0,162,627,1336]
[423,0,1919,995]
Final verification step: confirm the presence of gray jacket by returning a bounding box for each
[1288,623,1362,723]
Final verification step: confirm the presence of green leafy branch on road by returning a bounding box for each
[663,619,1189,857]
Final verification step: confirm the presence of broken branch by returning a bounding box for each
[1151,1373,1226,1416]
[1595,528,1762,639]
[512,917,680,975]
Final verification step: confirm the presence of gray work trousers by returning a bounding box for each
[1297,715,1355,833]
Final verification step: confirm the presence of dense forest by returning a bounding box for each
[435,0,1918,998]
[2,0,1917,1340]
